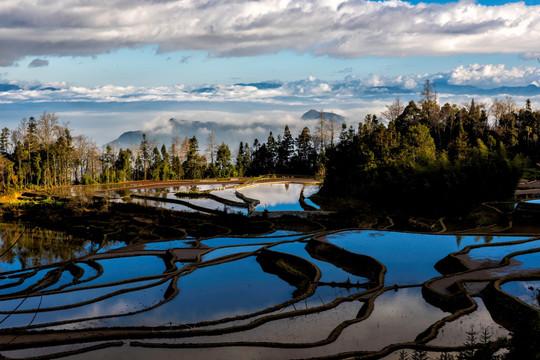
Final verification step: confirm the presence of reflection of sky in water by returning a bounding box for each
[304,198,320,209]
[269,241,370,284]
[506,251,540,271]
[240,183,305,211]
[6,281,169,329]
[182,198,247,213]
[172,301,361,344]
[117,184,226,196]
[70,263,98,283]
[0,279,164,328]
[201,245,265,261]
[428,297,509,346]
[0,223,535,358]
[303,185,320,197]
[211,188,243,203]
[143,257,296,324]
[0,279,158,312]
[200,233,305,247]
[82,256,166,287]
[324,231,528,285]
[302,288,448,354]
[112,183,317,213]
[144,240,195,250]
[118,288,448,360]
[118,196,249,214]
[115,197,194,212]
[501,280,540,309]
[46,270,76,291]
[303,185,320,210]
[467,239,540,262]
[0,269,52,295]
[2,342,125,360]
[97,240,126,253]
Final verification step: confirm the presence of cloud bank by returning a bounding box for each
[1,0,539,66]
[1,63,539,104]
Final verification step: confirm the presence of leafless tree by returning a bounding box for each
[420,79,437,104]
[37,112,58,186]
[314,110,329,151]
[206,131,216,164]
[490,96,517,128]
[381,98,405,123]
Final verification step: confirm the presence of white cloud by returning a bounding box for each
[1,0,539,66]
[361,73,422,89]
[448,64,540,88]
[142,116,175,135]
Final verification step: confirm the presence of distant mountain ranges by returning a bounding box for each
[107,110,345,150]
[3,79,540,149]
[301,109,345,122]
[2,80,540,98]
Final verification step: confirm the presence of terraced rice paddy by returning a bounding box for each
[1,181,539,359]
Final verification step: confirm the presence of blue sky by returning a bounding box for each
[1,0,540,145]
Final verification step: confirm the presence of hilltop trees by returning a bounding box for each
[322,86,533,214]
[2,91,539,216]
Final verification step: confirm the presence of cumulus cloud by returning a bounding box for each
[28,58,49,68]
[142,116,175,135]
[1,0,539,66]
[361,73,421,89]
[2,62,540,106]
[448,64,540,88]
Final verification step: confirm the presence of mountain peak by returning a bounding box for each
[301,109,345,122]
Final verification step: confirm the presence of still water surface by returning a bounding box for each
[0,223,539,359]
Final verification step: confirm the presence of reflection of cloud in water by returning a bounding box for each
[467,239,540,262]
[428,297,509,347]
[240,184,304,211]
[169,301,360,344]
[501,280,540,309]
[109,288,448,360]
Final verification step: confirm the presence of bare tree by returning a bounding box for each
[420,79,437,104]
[314,110,329,151]
[170,136,182,158]
[180,136,190,163]
[328,117,339,147]
[206,131,216,164]
[490,96,517,127]
[37,112,59,187]
[381,98,405,123]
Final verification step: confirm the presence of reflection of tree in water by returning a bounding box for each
[455,235,494,248]
[0,222,93,269]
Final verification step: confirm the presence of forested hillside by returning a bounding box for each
[1,81,539,214]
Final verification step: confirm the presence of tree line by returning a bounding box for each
[322,81,538,214]
[1,81,539,213]
[0,112,327,195]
